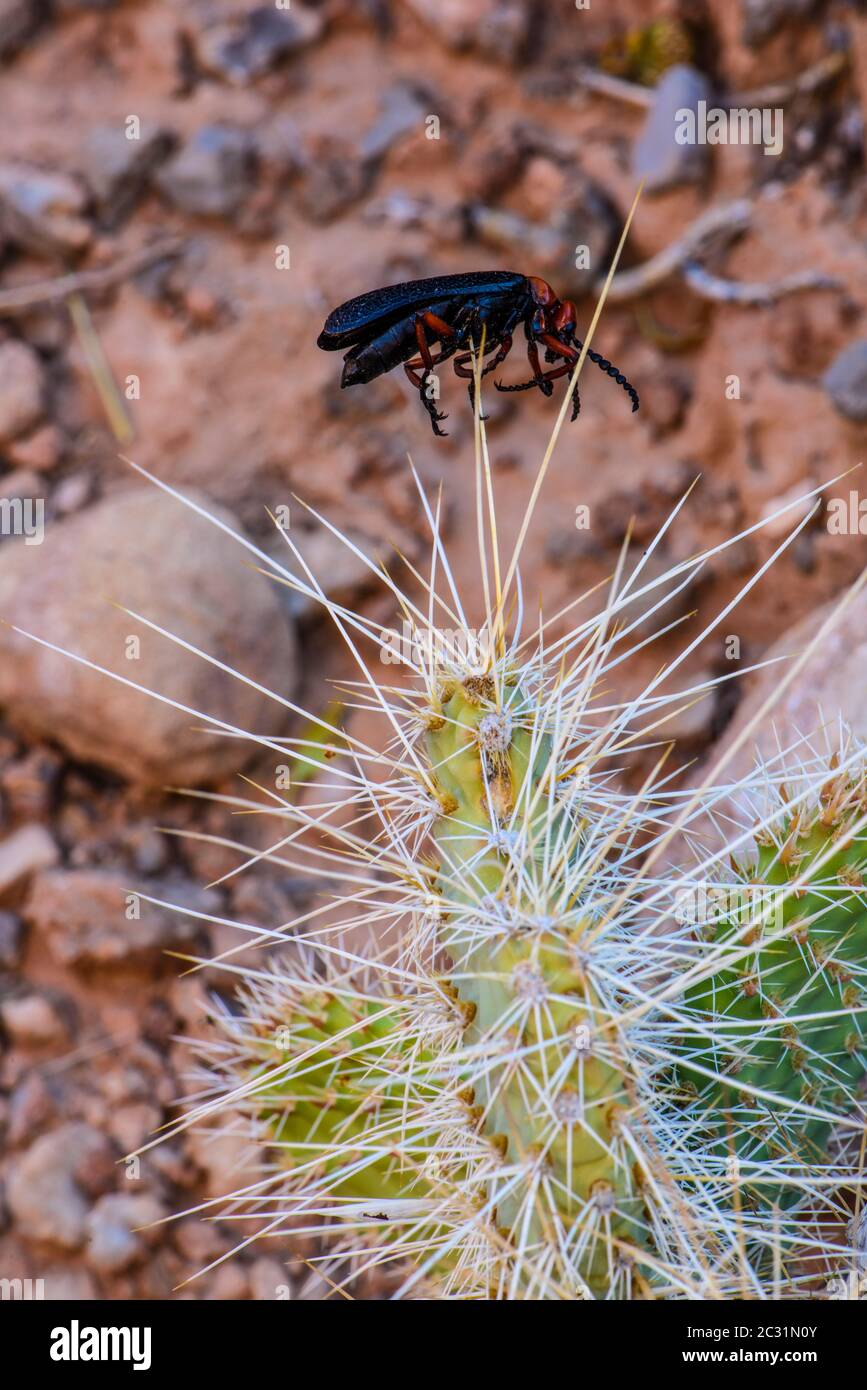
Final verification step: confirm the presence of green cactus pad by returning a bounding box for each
[426,680,646,1293]
[680,768,867,1207]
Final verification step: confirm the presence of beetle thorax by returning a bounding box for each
[527,275,557,309]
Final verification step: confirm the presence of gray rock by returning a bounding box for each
[25,868,215,970]
[156,125,258,220]
[699,586,867,788]
[7,1072,59,1146]
[296,137,371,223]
[6,1123,112,1249]
[822,340,867,422]
[0,339,44,443]
[0,162,91,255]
[296,85,425,226]
[0,0,43,61]
[51,469,93,515]
[194,4,324,85]
[0,487,297,786]
[80,124,175,228]
[632,65,713,192]
[0,908,24,967]
[475,0,532,65]
[148,1141,194,1189]
[403,0,531,64]
[85,1192,166,1274]
[124,825,170,877]
[742,0,816,46]
[0,824,58,898]
[0,989,70,1044]
[361,84,427,163]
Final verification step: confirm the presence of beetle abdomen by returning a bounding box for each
[341,317,420,386]
[319,271,527,349]
[340,289,531,388]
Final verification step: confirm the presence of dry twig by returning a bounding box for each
[0,238,183,316]
[602,200,842,306]
[602,200,752,302]
[681,261,841,306]
[575,50,848,112]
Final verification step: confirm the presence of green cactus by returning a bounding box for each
[214,685,867,1299]
[233,676,650,1297]
[115,450,867,1298]
[679,763,867,1210]
[425,678,645,1294]
[250,991,430,1204]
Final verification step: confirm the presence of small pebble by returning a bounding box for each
[6,423,62,472]
[0,340,44,444]
[0,990,69,1045]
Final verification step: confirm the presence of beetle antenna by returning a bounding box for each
[575,337,639,412]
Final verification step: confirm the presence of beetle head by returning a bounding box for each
[527,279,577,344]
[527,276,557,334]
[551,299,578,341]
[527,276,557,308]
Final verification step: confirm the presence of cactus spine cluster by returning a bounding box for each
[89,456,866,1299]
[680,763,867,1208]
[426,678,646,1294]
[234,668,660,1298]
[201,641,867,1299]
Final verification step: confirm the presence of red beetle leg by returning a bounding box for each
[453,334,513,414]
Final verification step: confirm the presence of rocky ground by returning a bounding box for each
[1,0,867,1301]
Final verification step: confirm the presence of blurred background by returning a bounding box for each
[0,0,866,1300]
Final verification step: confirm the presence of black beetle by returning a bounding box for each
[317,270,638,436]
